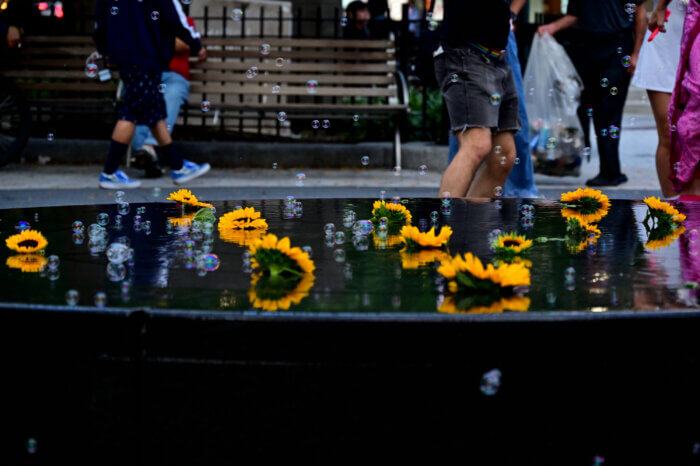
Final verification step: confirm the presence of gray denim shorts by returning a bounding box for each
[434,46,521,134]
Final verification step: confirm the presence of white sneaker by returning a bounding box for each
[99,169,141,189]
[172,160,211,185]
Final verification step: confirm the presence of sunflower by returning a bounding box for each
[220,228,268,247]
[438,295,530,314]
[399,225,452,250]
[371,200,412,231]
[560,188,610,223]
[438,252,530,296]
[494,256,533,268]
[248,233,315,276]
[5,230,48,253]
[372,233,404,249]
[6,254,48,273]
[248,271,315,312]
[566,216,601,241]
[644,225,686,250]
[400,249,451,269]
[644,197,686,225]
[168,214,196,227]
[218,207,268,231]
[167,189,214,210]
[492,232,532,258]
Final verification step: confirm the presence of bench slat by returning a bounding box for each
[191,61,396,73]
[189,72,394,85]
[189,83,395,97]
[184,102,407,112]
[17,82,118,92]
[204,49,394,61]
[202,37,393,48]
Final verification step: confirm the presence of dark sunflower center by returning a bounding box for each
[503,240,521,247]
[18,239,38,248]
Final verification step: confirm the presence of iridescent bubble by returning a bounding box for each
[335,231,345,245]
[296,173,306,186]
[16,220,30,231]
[85,63,99,78]
[322,119,330,129]
[184,240,196,256]
[340,16,348,27]
[152,187,161,198]
[201,100,211,112]
[624,2,636,14]
[306,79,319,94]
[600,128,608,137]
[47,133,54,142]
[393,166,401,176]
[202,254,219,272]
[106,243,129,264]
[231,8,243,21]
[246,66,258,79]
[494,145,502,154]
[260,43,270,55]
[311,119,320,129]
[324,223,336,237]
[26,438,38,454]
[47,255,60,270]
[600,78,609,88]
[673,162,681,173]
[353,114,360,122]
[277,111,287,122]
[587,108,594,117]
[377,223,388,238]
[72,233,85,245]
[565,266,576,279]
[610,87,619,96]
[151,10,160,20]
[490,94,502,106]
[94,291,107,308]
[158,83,167,93]
[302,245,313,258]
[97,213,109,226]
[621,55,632,67]
[609,125,620,139]
[449,73,459,83]
[114,190,125,202]
[500,156,506,165]
[72,220,84,232]
[117,202,130,215]
[272,162,278,169]
[275,57,285,67]
[430,211,439,221]
[428,20,438,31]
[493,186,503,198]
[419,164,427,175]
[271,85,281,94]
[361,156,370,166]
[546,137,558,149]
[110,6,118,15]
[514,157,520,165]
[480,369,502,396]
[352,220,374,236]
[65,289,79,306]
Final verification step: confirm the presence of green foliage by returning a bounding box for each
[407,85,444,141]
[254,274,302,300]
[193,208,216,225]
[254,248,302,277]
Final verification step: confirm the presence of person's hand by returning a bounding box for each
[537,24,557,36]
[7,25,21,48]
[197,46,207,62]
[627,52,639,76]
[649,7,668,33]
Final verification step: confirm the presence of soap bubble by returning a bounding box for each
[609,125,620,139]
[302,245,313,258]
[514,157,520,165]
[489,94,502,106]
[335,231,345,245]
[117,202,130,215]
[353,235,369,251]
[600,128,608,137]
[72,220,84,232]
[311,119,320,129]
[94,292,107,308]
[361,155,370,166]
[673,162,681,173]
[260,43,270,55]
[521,204,535,217]
[322,119,330,129]
[73,233,85,245]
[493,186,503,198]
[201,100,211,112]
[600,78,609,88]
[340,16,348,27]
[488,229,503,244]
[565,266,576,279]
[610,87,619,96]
[379,190,386,200]
[26,438,38,454]
[47,133,54,142]
[97,213,109,226]
[296,173,306,186]
[152,187,161,198]
[624,2,636,14]
[65,289,79,306]
[114,190,125,202]
[419,164,427,175]
[16,220,30,231]
[232,8,243,21]
[110,6,118,15]
[353,114,360,122]
[158,83,167,93]
[246,66,258,79]
[306,79,319,94]
[428,20,438,31]
[106,243,129,264]
[480,369,502,396]
[449,73,459,83]
[393,166,401,176]
[85,63,99,78]
[621,55,632,67]
[324,223,336,237]
[202,254,219,272]
[494,145,502,154]
[184,240,196,256]
[546,137,558,149]
[47,255,59,270]
[272,85,281,94]
[430,211,439,221]
[352,220,374,236]
[277,111,287,122]
[275,57,285,67]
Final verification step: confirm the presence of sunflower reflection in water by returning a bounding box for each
[437,252,530,314]
[560,188,610,224]
[400,249,451,270]
[491,232,532,262]
[565,216,601,254]
[6,254,48,273]
[642,197,686,250]
[167,189,214,211]
[399,225,452,250]
[167,213,195,228]
[218,207,268,247]
[247,234,315,311]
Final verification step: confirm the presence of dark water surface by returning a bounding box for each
[1,198,698,315]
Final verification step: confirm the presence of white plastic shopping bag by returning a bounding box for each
[524,33,585,176]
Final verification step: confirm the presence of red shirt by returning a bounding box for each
[168,16,196,80]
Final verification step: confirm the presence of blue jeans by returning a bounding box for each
[131,71,190,151]
[448,30,538,198]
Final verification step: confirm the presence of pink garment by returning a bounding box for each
[669,0,700,192]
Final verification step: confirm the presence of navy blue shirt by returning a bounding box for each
[94,0,202,71]
[440,0,511,51]
[567,0,641,36]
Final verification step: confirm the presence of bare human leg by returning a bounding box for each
[149,120,173,146]
[438,127,492,198]
[111,120,136,145]
[466,131,517,198]
[647,90,675,197]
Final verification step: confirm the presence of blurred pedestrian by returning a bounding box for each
[538,0,647,187]
[368,0,390,39]
[633,0,687,198]
[447,0,538,198]
[93,0,209,189]
[435,0,519,198]
[344,1,371,39]
[131,3,198,179]
[662,0,700,199]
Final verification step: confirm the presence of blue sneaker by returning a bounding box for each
[172,160,211,185]
[99,169,141,189]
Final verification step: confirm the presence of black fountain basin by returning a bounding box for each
[1,198,699,464]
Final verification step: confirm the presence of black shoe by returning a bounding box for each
[586,173,628,187]
[132,147,164,179]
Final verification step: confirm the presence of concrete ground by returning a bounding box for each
[0,89,662,208]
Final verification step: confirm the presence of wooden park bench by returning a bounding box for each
[1,35,409,167]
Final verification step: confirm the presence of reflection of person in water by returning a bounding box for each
[678,205,700,305]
